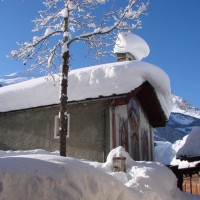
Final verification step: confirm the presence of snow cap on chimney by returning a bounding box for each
[114,32,150,62]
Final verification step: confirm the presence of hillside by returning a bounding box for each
[155,94,200,143]
[0,72,42,87]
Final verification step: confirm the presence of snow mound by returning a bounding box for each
[155,141,176,165]
[155,127,200,169]
[102,147,178,200]
[0,154,138,200]
[0,147,197,200]
[0,61,172,118]
[177,126,200,158]
[105,146,134,167]
[114,32,150,60]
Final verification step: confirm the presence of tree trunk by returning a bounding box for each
[59,9,69,157]
[59,50,69,156]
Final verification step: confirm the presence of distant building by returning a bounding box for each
[169,127,200,195]
[0,33,172,162]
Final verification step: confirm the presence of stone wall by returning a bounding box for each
[66,100,110,162]
[0,100,110,162]
[0,106,59,151]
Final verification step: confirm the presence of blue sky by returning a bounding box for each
[0,0,200,108]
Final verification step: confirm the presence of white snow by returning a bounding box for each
[0,76,29,85]
[0,61,172,118]
[114,32,150,60]
[0,147,197,200]
[155,141,176,166]
[170,114,194,125]
[60,7,68,18]
[62,41,69,54]
[172,94,200,119]
[87,23,96,28]
[33,36,43,44]
[155,127,200,168]
[44,28,54,36]
[0,72,41,86]
[176,126,200,158]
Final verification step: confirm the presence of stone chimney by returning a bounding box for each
[116,52,136,62]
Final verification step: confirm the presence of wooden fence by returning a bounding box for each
[182,174,200,195]
[169,165,200,196]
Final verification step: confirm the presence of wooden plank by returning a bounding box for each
[196,183,200,195]
[182,182,186,192]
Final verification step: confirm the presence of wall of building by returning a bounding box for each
[0,96,154,162]
[0,100,110,162]
[110,97,154,161]
[65,100,110,162]
[0,106,59,151]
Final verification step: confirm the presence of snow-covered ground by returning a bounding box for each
[0,147,198,200]
[155,126,200,168]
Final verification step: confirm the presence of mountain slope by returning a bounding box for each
[172,94,200,119]
[0,72,42,87]
[155,94,200,143]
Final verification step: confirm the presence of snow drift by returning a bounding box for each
[0,147,198,200]
[155,126,200,169]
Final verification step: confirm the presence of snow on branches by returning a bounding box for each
[10,0,149,74]
[9,0,149,157]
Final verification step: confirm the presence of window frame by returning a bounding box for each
[54,114,70,139]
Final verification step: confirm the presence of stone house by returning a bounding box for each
[0,33,172,162]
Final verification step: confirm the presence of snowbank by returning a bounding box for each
[101,147,179,200]
[154,141,176,165]
[155,137,187,167]
[0,154,137,200]
[0,61,172,118]
[155,127,200,168]
[114,32,150,60]
[0,147,197,200]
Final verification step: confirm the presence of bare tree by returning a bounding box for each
[10,0,149,156]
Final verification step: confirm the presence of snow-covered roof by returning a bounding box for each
[114,32,150,60]
[176,126,200,159]
[0,61,172,118]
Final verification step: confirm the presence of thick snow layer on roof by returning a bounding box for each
[0,147,197,200]
[0,61,172,117]
[114,32,150,60]
[176,126,200,158]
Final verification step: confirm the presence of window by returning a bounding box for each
[54,114,70,139]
